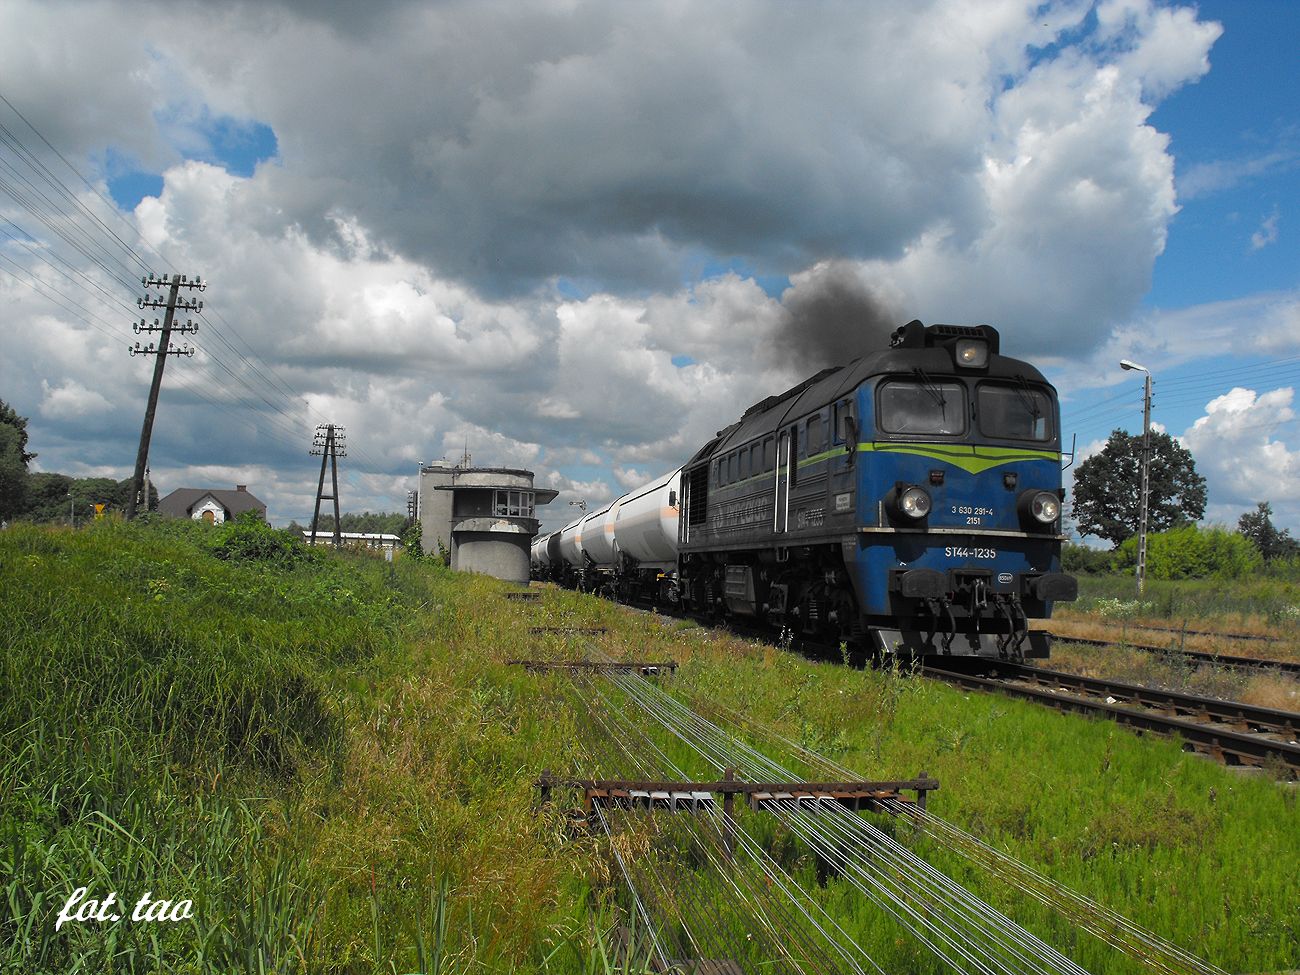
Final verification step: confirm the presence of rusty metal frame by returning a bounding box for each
[510,659,678,675]
[538,770,939,814]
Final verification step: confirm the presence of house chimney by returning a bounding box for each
[236,485,247,492]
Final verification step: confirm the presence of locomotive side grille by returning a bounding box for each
[686,465,709,525]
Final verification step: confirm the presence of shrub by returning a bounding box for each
[1114,523,1262,580]
[207,511,314,566]
[1062,543,1114,575]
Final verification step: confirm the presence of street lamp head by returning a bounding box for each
[1119,359,1149,373]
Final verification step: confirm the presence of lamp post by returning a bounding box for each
[1119,359,1152,596]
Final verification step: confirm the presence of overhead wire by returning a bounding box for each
[0,92,399,489]
[0,90,157,276]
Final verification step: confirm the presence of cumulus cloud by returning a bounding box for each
[1181,387,1300,500]
[39,379,112,420]
[0,0,1235,523]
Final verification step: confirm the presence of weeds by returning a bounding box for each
[2,521,1297,973]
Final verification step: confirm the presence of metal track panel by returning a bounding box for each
[924,665,1300,775]
[1046,631,1300,675]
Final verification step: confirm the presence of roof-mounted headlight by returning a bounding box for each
[954,339,988,368]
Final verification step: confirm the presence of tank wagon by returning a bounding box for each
[533,321,1077,661]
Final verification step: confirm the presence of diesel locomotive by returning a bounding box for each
[533,320,1077,661]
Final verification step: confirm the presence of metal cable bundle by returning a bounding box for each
[683,682,1229,975]
[569,671,880,974]
[605,671,1092,975]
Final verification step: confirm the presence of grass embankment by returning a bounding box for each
[1057,575,1300,641]
[3,520,1297,973]
[1,518,601,973]
[1044,575,1300,709]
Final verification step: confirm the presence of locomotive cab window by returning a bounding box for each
[977,383,1053,442]
[806,415,824,455]
[739,449,750,480]
[728,452,738,483]
[877,380,967,435]
[763,436,775,471]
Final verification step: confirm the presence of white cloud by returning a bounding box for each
[0,0,1238,525]
[1180,150,1299,200]
[39,379,113,420]
[1181,388,1300,525]
[1251,209,1280,251]
[1048,290,1300,396]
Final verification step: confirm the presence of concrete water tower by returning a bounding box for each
[417,461,557,583]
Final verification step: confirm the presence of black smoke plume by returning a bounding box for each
[774,261,900,373]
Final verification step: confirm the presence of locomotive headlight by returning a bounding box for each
[954,339,988,368]
[897,485,932,519]
[1029,490,1060,523]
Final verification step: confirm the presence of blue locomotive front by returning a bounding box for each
[675,319,1076,662]
[847,321,1076,659]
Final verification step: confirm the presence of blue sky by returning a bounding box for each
[1147,0,1296,307]
[1044,0,1299,532]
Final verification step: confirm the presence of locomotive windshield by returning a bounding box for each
[877,380,967,435]
[977,383,1054,442]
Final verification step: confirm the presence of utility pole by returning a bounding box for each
[1120,359,1153,596]
[125,272,203,519]
[309,424,346,547]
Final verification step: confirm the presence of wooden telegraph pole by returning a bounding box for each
[125,273,203,519]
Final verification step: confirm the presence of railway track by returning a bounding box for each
[1084,619,1287,644]
[538,596,1300,774]
[1044,631,1300,676]
[924,662,1300,776]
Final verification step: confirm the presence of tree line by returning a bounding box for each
[1067,428,1297,577]
[1,399,408,531]
[4,398,1294,574]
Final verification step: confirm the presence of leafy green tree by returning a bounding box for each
[19,474,155,523]
[0,399,35,464]
[1071,429,1207,548]
[0,399,35,522]
[1237,501,1299,562]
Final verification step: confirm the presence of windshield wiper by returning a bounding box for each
[1012,373,1043,421]
[914,368,948,420]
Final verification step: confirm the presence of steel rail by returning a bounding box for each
[1000,664,1300,738]
[1045,632,1300,676]
[1065,619,1286,644]
[923,665,1300,774]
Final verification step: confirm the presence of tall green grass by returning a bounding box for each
[3,518,1296,972]
[1067,573,1300,626]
